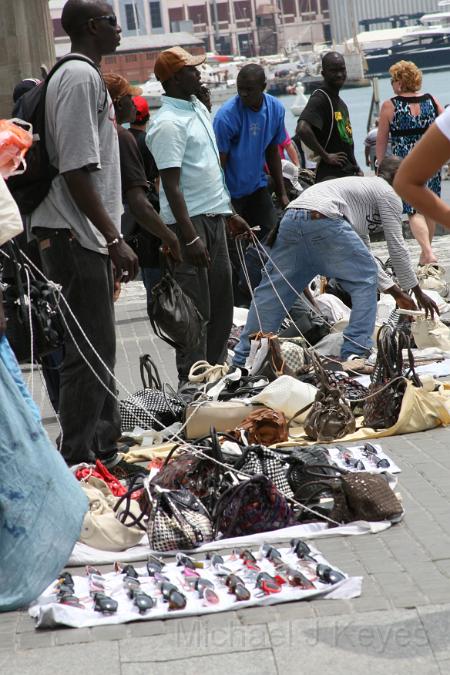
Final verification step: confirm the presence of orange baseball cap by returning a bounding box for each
[154,46,206,83]
[103,73,142,101]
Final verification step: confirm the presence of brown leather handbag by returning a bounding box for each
[303,353,355,442]
[230,408,289,445]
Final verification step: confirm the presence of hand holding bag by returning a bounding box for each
[150,262,206,352]
[303,353,355,442]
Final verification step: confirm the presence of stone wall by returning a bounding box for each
[0,0,55,117]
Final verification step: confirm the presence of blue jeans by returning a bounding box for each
[233,209,378,364]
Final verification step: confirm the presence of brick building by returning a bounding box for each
[49,0,331,58]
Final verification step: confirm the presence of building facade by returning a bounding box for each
[50,0,331,56]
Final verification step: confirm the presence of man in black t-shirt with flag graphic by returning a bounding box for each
[295,52,362,183]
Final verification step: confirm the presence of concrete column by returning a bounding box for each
[0,0,55,117]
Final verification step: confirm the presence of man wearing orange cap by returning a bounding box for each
[147,46,249,386]
[103,73,181,272]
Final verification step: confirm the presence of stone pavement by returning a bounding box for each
[4,233,450,674]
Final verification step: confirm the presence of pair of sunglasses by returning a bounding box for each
[129,588,155,614]
[361,445,390,468]
[290,538,317,563]
[225,574,251,601]
[316,564,345,585]
[255,572,285,595]
[260,544,283,565]
[90,14,118,27]
[281,567,315,590]
[116,563,139,579]
[159,582,187,610]
[92,591,118,614]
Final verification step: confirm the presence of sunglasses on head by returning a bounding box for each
[89,14,118,27]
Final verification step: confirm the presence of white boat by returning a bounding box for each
[290,83,308,117]
[345,1,450,77]
[140,77,164,109]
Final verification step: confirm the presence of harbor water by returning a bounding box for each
[212,70,450,171]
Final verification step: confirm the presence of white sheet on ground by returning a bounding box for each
[68,519,393,566]
[356,359,450,387]
[30,546,362,629]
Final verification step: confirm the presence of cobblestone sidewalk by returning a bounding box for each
[3,234,450,674]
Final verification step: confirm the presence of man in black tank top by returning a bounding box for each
[296,52,362,183]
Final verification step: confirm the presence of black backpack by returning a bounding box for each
[8,54,105,215]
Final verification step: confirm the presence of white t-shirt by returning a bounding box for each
[0,178,23,246]
[435,106,450,140]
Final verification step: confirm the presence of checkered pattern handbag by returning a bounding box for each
[236,446,294,499]
[146,485,213,552]
[119,388,184,432]
[279,338,306,375]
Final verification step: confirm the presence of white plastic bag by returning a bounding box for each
[251,375,317,424]
[412,316,450,350]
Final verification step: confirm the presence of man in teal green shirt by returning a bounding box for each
[147,47,248,385]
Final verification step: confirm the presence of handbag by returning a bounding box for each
[146,483,213,552]
[298,467,403,524]
[213,474,294,538]
[245,332,295,381]
[119,354,184,432]
[278,337,307,375]
[231,407,289,445]
[303,353,355,442]
[235,445,293,498]
[363,325,421,429]
[285,446,337,501]
[183,400,265,440]
[3,241,64,363]
[411,316,450,350]
[251,374,317,424]
[150,268,206,352]
[151,431,230,512]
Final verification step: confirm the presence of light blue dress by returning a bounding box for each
[0,336,87,611]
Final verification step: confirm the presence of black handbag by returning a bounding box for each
[363,325,420,429]
[150,267,205,352]
[3,241,64,363]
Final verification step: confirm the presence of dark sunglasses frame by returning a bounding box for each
[90,14,118,27]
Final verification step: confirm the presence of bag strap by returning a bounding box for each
[6,241,30,327]
[113,475,149,531]
[139,353,162,390]
[314,89,334,152]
